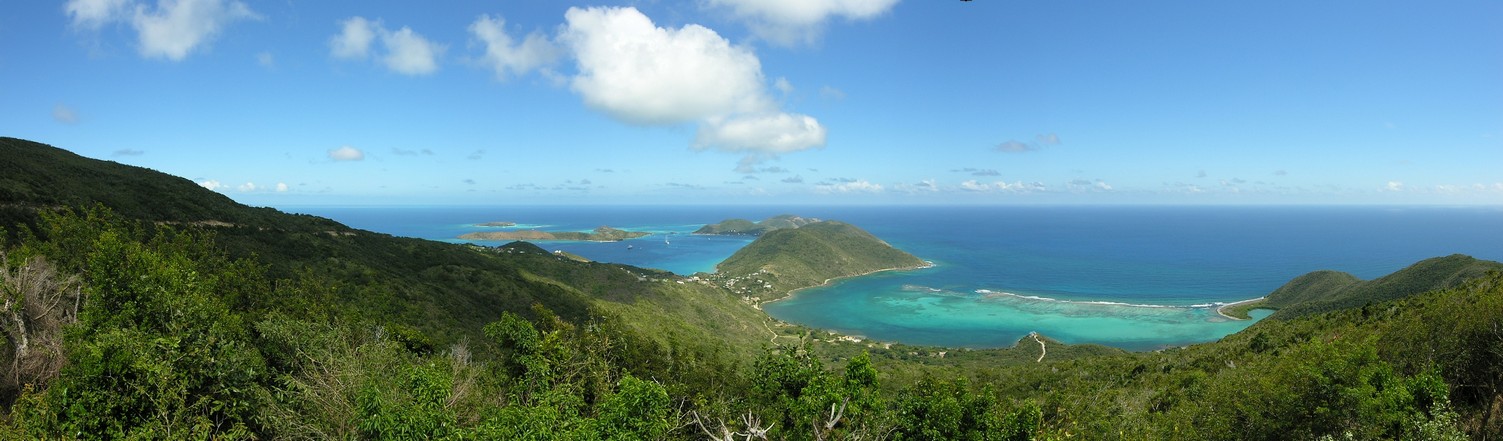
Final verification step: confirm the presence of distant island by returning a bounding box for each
[694,214,819,236]
[458,226,650,242]
[476,221,516,227]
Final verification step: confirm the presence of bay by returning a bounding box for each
[284,205,1503,350]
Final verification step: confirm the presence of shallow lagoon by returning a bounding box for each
[290,205,1503,351]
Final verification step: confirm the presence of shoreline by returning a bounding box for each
[759,260,938,307]
[1215,297,1267,320]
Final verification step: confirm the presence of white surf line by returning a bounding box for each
[1031,332,1046,362]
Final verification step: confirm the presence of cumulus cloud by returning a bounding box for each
[236,181,257,192]
[816,179,882,194]
[197,179,224,191]
[330,16,376,58]
[65,0,130,30]
[112,148,144,156]
[66,0,258,61]
[1036,133,1061,146]
[1068,179,1112,192]
[961,180,1047,193]
[697,113,826,155]
[256,51,274,68]
[381,27,443,75]
[706,0,899,46]
[773,77,794,95]
[559,6,826,167]
[52,104,80,124]
[896,179,939,193]
[330,17,444,75]
[131,0,259,60]
[275,182,288,192]
[1385,181,1404,192]
[468,14,561,80]
[561,7,771,125]
[328,145,364,161]
[781,175,804,184]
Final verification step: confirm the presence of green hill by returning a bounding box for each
[3,136,1501,439]
[1251,254,1503,319]
[0,137,769,361]
[0,137,342,233]
[715,221,927,300]
[694,214,818,235]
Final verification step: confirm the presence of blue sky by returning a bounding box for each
[3,0,1500,206]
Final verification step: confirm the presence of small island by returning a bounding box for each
[458,226,650,242]
[476,221,516,227]
[694,214,819,236]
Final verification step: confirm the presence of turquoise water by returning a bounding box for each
[285,205,1503,350]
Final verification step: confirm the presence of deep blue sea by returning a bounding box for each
[283,205,1503,351]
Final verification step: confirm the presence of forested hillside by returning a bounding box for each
[1,137,1499,439]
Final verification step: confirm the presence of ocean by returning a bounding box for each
[284,205,1503,351]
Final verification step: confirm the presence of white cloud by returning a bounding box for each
[468,14,560,80]
[130,0,259,61]
[328,145,364,161]
[65,0,257,61]
[696,113,826,155]
[816,179,883,194]
[558,6,827,167]
[256,51,274,68]
[381,26,444,75]
[707,0,899,46]
[52,104,80,124]
[1385,181,1404,192]
[962,180,1047,193]
[1036,133,1062,145]
[773,77,794,95]
[1067,179,1112,192]
[330,16,377,59]
[197,179,223,191]
[561,6,771,125]
[64,0,129,29]
[895,179,939,193]
[275,182,288,192]
[331,17,443,76]
[237,181,257,192]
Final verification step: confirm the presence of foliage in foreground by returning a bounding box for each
[0,207,1494,439]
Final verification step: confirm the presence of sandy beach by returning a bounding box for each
[1216,297,1267,320]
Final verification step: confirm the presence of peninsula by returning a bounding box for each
[710,220,929,302]
[458,226,650,242]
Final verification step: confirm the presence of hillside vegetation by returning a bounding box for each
[1,137,1500,439]
[694,214,819,236]
[1242,254,1503,319]
[716,221,928,299]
